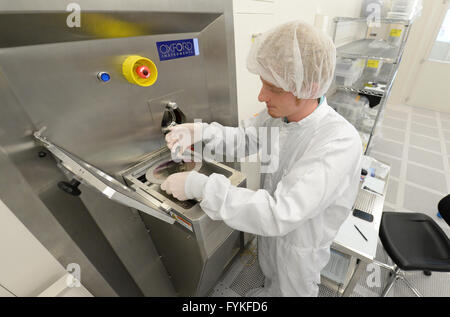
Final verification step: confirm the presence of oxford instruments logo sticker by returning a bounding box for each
[156,38,200,61]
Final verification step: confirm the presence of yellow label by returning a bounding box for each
[390,29,402,37]
[367,60,380,68]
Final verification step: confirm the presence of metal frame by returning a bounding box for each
[321,256,367,297]
[372,260,423,297]
[334,16,420,25]
[332,15,418,154]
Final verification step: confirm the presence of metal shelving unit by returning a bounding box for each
[336,63,394,97]
[330,14,420,154]
[334,15,420,25]
[337,38,402,63]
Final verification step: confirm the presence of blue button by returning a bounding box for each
[101,73,110,82]
[97,72,111,82]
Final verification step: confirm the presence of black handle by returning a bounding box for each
[58,179,81,196]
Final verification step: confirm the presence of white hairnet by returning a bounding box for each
[247,21,336,99]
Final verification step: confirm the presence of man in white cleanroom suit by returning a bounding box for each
[161,21,363,296]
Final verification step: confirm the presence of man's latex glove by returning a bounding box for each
[160,171,208,201]
[165,123,203,160]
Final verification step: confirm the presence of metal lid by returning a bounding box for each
[34,128,175,224]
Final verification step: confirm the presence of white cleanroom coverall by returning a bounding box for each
[185,100,363,296]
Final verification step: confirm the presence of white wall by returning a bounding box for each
[233,0,364,123]
[387,0,450,113]
[387,0,433,106]
[276,0,362,25]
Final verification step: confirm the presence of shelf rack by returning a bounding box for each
[333,15,419,25]
[330,13,420,154]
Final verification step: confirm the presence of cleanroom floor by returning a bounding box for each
[370,103,450,238]
[209,103,450,297]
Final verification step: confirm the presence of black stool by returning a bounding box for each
[373,194,450,297]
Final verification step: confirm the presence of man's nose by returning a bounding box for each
[258,88,268,103]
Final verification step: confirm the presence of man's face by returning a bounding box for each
[258,77,299,118]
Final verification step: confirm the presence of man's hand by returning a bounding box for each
[160,172,191,201]
[165,123,202,160]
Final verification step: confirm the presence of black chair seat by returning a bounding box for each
[379,212,450,272]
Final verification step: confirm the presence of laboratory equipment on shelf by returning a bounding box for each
[328,91,370,130]
[365,57,384,78]
[387,0,423,20]
[387,26,404,47]
[335,58,365,86]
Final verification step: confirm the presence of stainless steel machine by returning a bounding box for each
[0,0,245,296]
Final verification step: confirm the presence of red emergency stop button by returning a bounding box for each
[136,65,151,79]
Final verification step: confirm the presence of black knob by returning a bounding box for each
[58,179,81,196]
[38,151,47,158]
